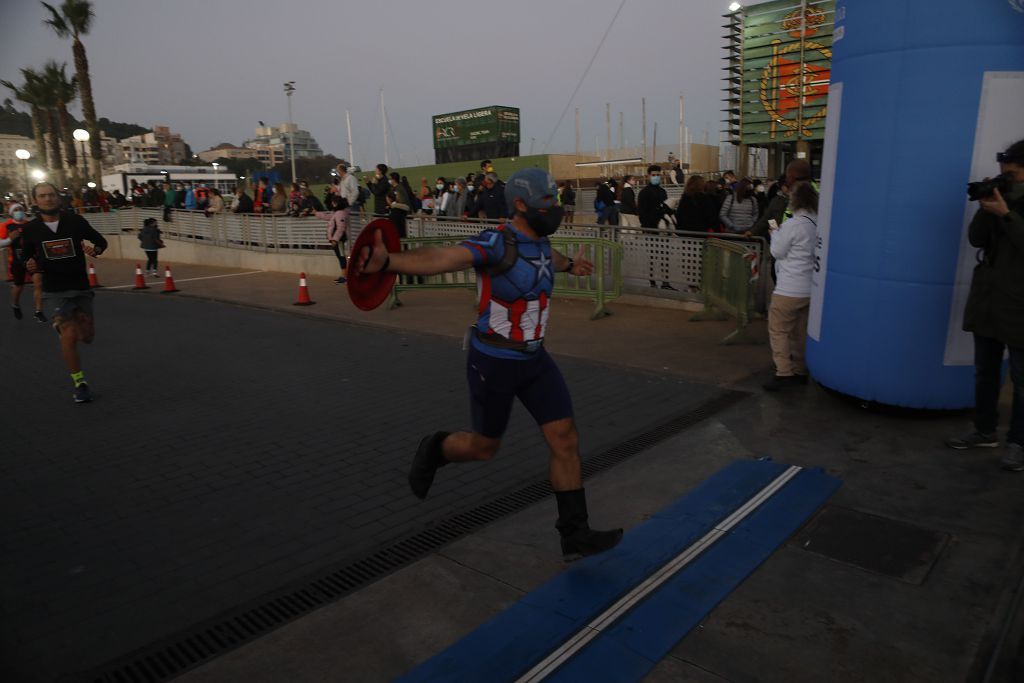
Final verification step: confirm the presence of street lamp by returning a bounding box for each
[87,182,96,189]
[728,2,742,11]
[15,149,30,196]
[283,81,297,183]
[31,169,46,181]
[73,128,90,183]
[212,162,219,174]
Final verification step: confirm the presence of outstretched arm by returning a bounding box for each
[358,228,474,276]
[552,245,595,276]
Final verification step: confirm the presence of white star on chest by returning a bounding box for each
[525,252,552,281]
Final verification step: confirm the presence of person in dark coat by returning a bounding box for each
[475,172,507,220]
[233,186,254,213]
[947,139,1024,471]
[675,174,718,232]
[138,217,163,277]
[367,164,390,216]
[636,164,675,290]
[596,180,617,226]
[637,165,669,229]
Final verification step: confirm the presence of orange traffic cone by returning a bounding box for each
[293,272,315,306]
[133,264,149,290]
[160,266,180,294]
[88,262,102,288]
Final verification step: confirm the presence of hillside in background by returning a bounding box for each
[0,101,149,140]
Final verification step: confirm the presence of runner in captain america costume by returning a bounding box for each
[357,168,622,561]
[463,225,554,357]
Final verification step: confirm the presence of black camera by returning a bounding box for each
[967,172,1014,201]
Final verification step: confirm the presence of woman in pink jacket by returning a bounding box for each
[315,194,349,283]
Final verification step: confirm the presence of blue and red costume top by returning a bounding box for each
[460,225,553,360]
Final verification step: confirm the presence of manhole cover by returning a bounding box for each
[793,506,949,585]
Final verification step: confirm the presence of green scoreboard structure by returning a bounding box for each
[724,0,834,174]
[432,106,520,164]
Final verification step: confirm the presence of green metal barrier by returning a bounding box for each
[387,235,623,320]
[690,238,762,345]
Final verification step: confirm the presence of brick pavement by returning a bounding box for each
[0,290,724,683]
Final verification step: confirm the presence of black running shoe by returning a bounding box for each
[73,383,93,404]
[560,527,623,562]
[33,310,46,323]
[12,306,22,320]
[334,276,347,284]
[409,431,450,499]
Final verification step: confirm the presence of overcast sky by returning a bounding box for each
[1,0,728,167]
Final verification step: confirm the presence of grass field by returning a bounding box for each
[357,154,549,186]
[309,154,551,204]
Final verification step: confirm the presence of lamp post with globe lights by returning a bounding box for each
[15,149,31,196]
[73,128,90,185]
[284,81,297,183]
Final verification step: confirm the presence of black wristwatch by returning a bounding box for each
[565,258,575,273]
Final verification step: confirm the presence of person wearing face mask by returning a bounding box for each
[435,177,451,217]
[1,203,46,322]
[637,165,676,289]
[386,172,412,238]
[473,172,507,220]
[446,177,468,218]
[558,181,576,224]
[947,139,1024,471]
[356,168,622,562]
[19,182,108,403]
[367,163,390,217]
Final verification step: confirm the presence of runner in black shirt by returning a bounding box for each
[20,182,108,403]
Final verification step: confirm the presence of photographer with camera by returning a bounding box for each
[947,140,1024,471]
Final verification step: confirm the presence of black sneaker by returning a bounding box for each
[73,383,93,404]
[334,276,347,284]
[763,375,807,392]
[12,306,22,320]
[33,310,46,323]
[409,431,450,499]
[1001,444,1024,471]
[945,431,999,450]
[561,527,623,562]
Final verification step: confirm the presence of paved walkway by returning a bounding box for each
[68,257,770,385]
[2,259,1022,683]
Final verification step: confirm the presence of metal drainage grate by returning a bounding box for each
[79,389,748,683]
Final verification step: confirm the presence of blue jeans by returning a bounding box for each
[973,334,1024,445]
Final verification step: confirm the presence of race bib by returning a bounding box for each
[42,238,76,260]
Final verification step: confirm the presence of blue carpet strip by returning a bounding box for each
[397,459,841,683]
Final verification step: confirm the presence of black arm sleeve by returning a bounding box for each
[20,229,38,263]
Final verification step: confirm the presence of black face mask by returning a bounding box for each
[523,206,564,236]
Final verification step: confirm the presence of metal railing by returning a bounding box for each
[690,238,764,345]
[386,235,623,320]
[79,207,772,312]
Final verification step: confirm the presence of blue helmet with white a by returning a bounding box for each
[505,168,558,212]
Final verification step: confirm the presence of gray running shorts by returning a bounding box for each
[45,289,95,321]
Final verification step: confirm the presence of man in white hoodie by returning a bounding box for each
[764,183,819,391]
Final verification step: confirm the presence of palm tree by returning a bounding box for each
[42,60,80,184]
[1,68,54,182]
[34,72,67,187]
[42,0,100,178]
